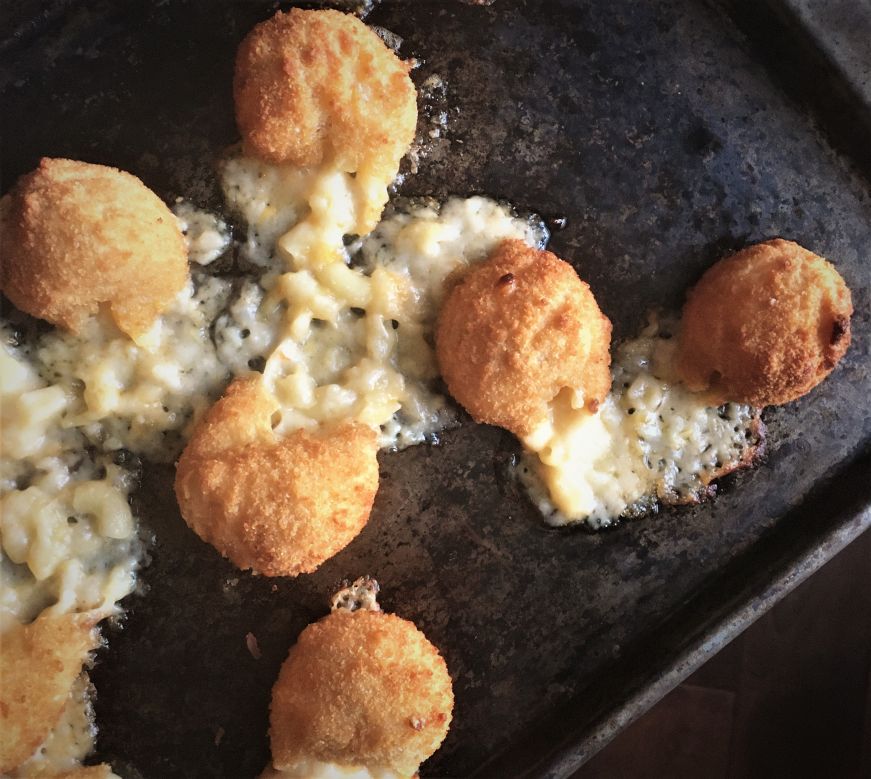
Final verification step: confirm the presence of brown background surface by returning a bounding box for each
[575,527,871,778]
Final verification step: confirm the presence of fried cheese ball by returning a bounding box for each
[270,609,453,777]
[436,238,613,438]
[0,612,98,773]
[175,377,379,577]
[676,239,853,407]
[0,158,187,342]
[233,9,417,231]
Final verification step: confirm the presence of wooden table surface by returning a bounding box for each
[574,526,871,778]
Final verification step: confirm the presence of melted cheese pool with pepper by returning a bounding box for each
[518,315,762,528]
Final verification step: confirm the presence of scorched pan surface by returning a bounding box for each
[1,1,869,777]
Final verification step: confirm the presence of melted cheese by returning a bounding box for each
[519,315,761,528]
[3,150,758,772]
[12,674,99,777]
[173,201,231,266]
[0,339,138,775]
[330,576,381,613]
[2,147,544,773]
[0,339,141,633]
[220,152,546,449]
[262,761,407,779]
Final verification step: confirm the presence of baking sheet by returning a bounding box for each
[1,1,869,777]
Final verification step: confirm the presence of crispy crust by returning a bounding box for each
[52,766,119,779]
[435,239,612,437]
[234,9,416,176]
[270,610,453,776]
[676,239,853,407]
[0,613,99,773]
[0,158,187,341]
[175,377,379,577]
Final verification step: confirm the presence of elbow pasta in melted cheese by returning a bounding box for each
[1,144,762,771]
[0,15,773,778]
[0,149,543,772]
[219,152,547,448]
[2,141,764,777]
[0,340,140,631]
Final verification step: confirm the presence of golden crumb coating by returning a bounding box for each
[676,239,853,407]
[233,9,417,229]
[175,377,379,577]
[0,158,187,341]
[0,613,99,773]
[52,766,119,779]
[435,239,612,438]
[270,610,453,776]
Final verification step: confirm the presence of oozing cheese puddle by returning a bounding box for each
[2,153,759,773]
[1,150,543,773]
[0,340,141,630]
[219,152,547,449]
[519,314,762,528]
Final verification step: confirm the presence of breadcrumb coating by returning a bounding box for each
[436,239,613,437]
[175,377,379,577]
[53,766,119,779]
[270,610,453,776]
[0,158,187,342]
[0,613,99,773]
[234,9,417,231]
[676,239,853,407]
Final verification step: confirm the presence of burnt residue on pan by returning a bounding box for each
[1,1,869,777]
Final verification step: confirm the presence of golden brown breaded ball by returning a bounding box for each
[0,612,99,773]
[270,609,453,776]
[0,158,187,342]
[175,377,379,577]
[675,239,853,407]
[233,9,417,229]
[436,238,613,438]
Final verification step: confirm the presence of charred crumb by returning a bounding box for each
[330,576,381,612]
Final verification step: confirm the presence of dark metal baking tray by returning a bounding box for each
[1,1,869,777]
